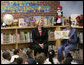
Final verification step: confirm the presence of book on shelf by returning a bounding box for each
[43,16,54,26]
[48,16,54,26]
[23,16,54,27]
[29,17,36,26]
[1,33,16,44]
[19,18,25,27]
[24,17,30,26]
[43,16,48,26]
[17,31,32,43]
[30,32,33,42]
[1,33,3,44]
[33,16,41,26]
[48,30,55,41]
[54,31,69,39]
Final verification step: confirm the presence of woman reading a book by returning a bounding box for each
[32,20,48,57]
[57,19,78,63]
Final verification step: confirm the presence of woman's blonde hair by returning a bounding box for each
[35,19,44,27]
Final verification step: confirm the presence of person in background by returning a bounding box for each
[57,20,78,63]
[13,57,23,64]
[44,50,60,64]
[36,53,46,64]
[2,51,11,64]
[63,53,73,64]
[26,49,36,64]
[10,49,20,62]
[32,20,48,57]
[19,52,28,64]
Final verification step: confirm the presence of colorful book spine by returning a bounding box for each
[48,30,55,40]
[1,33,16,44]
[17,31,32,43]
[1,33,3,44]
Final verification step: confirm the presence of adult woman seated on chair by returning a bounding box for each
[32,20,48,57]
[57,20,78,63]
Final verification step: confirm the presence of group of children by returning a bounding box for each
[1,48,78,64]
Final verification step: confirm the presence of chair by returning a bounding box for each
[70,37,80,60]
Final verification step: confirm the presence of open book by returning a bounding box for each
[54,31,69,39]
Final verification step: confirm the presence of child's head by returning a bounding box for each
[13,49,20,55]
[63,57,72,64]
[66,53,73,58]
[36,53,46,64]
[19,52,28,64]
[14,57,23,64]
[48,50,55,64]
[2,51,11,60]
[63,53,73,64]
[48,50,55,58]
[26,49,33,58]
[64,17,72,29]
[19,52,27,60]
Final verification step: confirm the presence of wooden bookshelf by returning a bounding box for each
[1,26,83,50]
[1,26,83,29]
[1,43,16,45]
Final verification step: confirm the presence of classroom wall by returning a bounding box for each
[60,1,83,17]
[1,1,60,19]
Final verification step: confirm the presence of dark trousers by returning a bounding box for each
[33,44,48,56]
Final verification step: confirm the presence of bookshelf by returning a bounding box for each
[1,26,83,50]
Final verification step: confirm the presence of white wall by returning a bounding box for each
[60,1,83,17]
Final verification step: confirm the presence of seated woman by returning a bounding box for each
[32,20,48,57]
[57,20,78,63]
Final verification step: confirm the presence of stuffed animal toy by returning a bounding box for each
[56,6,63,25]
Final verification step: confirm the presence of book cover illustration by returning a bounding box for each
[55,31,69,39]
[19,18,25,27]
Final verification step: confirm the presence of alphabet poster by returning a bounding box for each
[1,1,51,13]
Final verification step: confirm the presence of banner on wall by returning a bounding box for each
[1,1,51,13]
